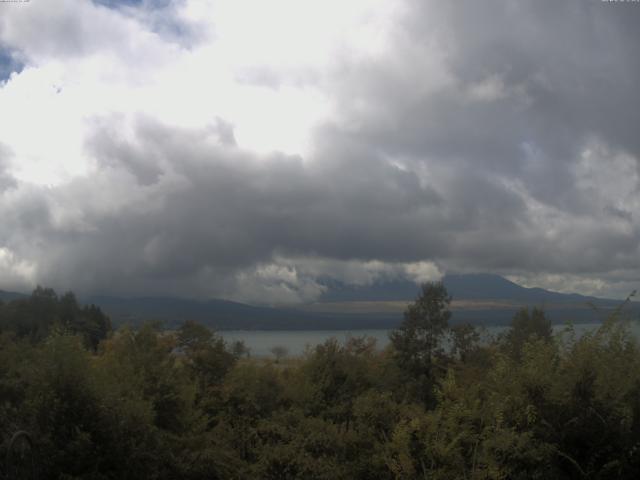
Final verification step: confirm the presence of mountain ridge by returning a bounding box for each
[318,273,618,305]
[0,289,27,302]
[1,274,634,330]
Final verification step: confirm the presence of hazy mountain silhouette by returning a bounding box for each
[0,289,27,302]
[319,273,616,305]
[1,274,633,330]
[86,274,630,329]
[85,295,397,330]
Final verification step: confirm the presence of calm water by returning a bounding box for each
[221,322,640,357]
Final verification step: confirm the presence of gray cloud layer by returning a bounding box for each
[1,0,640,301]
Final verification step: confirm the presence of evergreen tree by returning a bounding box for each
[390,281,451,404]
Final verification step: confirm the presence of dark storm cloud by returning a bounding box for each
[0,116,445,297]
[85,117,442,265]
[331,0,640,209]
[316,0,640,274]
[2,0,640,300]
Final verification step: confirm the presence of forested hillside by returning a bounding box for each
[1,284,640,479]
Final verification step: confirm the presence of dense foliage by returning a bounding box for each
[1,283,640,479]
[0,287,111,349]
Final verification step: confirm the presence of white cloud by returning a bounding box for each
[0,246,36,290]
[404,261,443,284]
[0,0,396,186]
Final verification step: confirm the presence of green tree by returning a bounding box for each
[450,323,481,363]
[0,287,110,348]
[177,320,238,391]
[270,345,289,363]
[390,281,451,403]
[503,307,552,359]
[298,338,373,425]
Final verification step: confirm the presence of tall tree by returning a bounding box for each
[503,306,552,359]
[390,281,451,403]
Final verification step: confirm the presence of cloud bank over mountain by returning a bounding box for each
[0,0,639,303]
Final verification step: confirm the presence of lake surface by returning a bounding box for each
[221,322,639,357]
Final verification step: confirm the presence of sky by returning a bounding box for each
[0,0,639,303]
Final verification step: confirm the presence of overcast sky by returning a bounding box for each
[0,0,639,303]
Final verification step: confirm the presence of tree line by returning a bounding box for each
[0,283,639,478]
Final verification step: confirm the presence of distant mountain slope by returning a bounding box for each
[319,273,618,306]
[86,295,399,330]
[309,273,637,327]
[88,274,634,330]
[317,277,419,302]
[443,273,616,305]
[2,274,634,330]
[0,289,27,302]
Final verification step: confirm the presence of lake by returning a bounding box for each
[220,322,639,357]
